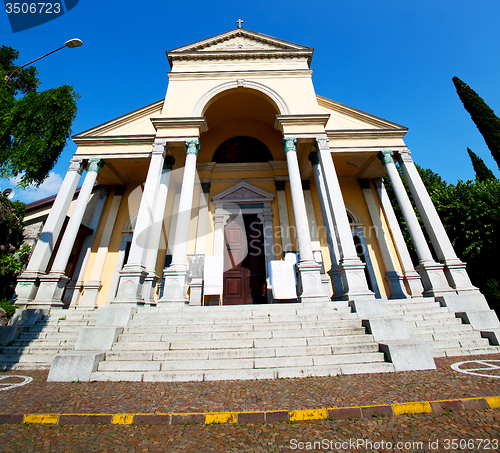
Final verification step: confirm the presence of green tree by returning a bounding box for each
[0,195,29,300]
[0,45,79,188]
[453,76,500,171]
[467,147,497,182]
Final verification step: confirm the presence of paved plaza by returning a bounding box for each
[0,354,499,451]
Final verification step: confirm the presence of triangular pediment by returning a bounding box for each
[169,29,311,53]
[212,182,274,203]
[72,99,163,144]
[317,95,408,135]
[167,29,313,67]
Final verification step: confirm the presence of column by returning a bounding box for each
[359,179,408,299]
[315,137,374,300]
[79,187,125,308]
[160,140,200,304]
[113,139,167,303]
[309,152,344,298]
[142,156,174,304]
[397,150,480,294]
[274,180,293,253]
[34,158,104,307]
[283,137,327,303]
[65,186,110,307]
[374,179,424,297]
[13,157,84,307]
[303,179,330,297]
[379,150,452,296]
[258,210,275,303]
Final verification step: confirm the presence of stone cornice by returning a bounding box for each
[151,117,208,134]
[168,69,313,80]
[73,135,156,147]
[274,114,330,132]
[326,129,408,140]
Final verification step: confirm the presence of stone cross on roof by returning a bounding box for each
[236,19,244,29]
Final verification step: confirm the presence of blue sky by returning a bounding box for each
[1,0,500,202]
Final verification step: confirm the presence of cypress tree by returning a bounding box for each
[453,76,500,171]
[467,147,497,182]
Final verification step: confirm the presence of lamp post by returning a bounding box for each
[5,38,83,84]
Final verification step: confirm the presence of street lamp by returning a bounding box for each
[4,38,83,84]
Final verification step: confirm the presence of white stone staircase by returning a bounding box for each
[385,297,500,357]
[90,302,395,382]
[0,309,98,370]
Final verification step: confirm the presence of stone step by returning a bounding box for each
[407,324,473,335]
[90,361,395,382]
[387,305,449,315]
[0,353,57,364]
[128,313,357,326]
[122,319,363,334]
[105,343,380,363]
[11,339,77,347]
[0,362,50,371]
[117,327,366,343]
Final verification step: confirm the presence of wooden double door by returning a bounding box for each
[223,214,267,305]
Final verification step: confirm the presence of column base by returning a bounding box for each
[12,271,42,308]
[442,259,481,294]
[112,264,147,304]
[189,277,203,306]
[78,281,102,308]
[403,270,424,298]
[32,273,69,308]
[63,280,84,307]
[142,273,160,305]
[416,261,455,297]
[158,264,190,304]
[337,258,375,301]
[327,266,344,301]
[386,271,409,299]
[296,260,329,303]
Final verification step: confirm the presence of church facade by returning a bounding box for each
[9,27,500,381]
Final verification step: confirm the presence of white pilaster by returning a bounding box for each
[359,179,409,299]
[160,140,200,304]
[283,137,327,303]
[374,178,424,297]
[114,139,166,304]
[397,150,480,295]
[34,158,104,307]
[65,186,110,307]
[14,158,84,307]
[142,156,175,304]
[379,150,452,297]
[274,180,293,253]
[309,152,344,298]
[315,137,374,300]
[79,188,124,308]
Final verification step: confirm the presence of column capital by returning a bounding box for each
[308,152,320,166]
[186,140,200,156]
[201,182,211,194]
[314,136,329,151]
[282,137,297,153]
[163,156,175,170]
[274,179,286,191]
[397,149,413,163]
[378,150,395,166]
[152,138,168,155]
[87,158,104,174]
[69,158,84,174]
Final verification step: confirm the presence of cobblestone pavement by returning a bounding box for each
[1,409,499,452]
[0,354,499,452]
